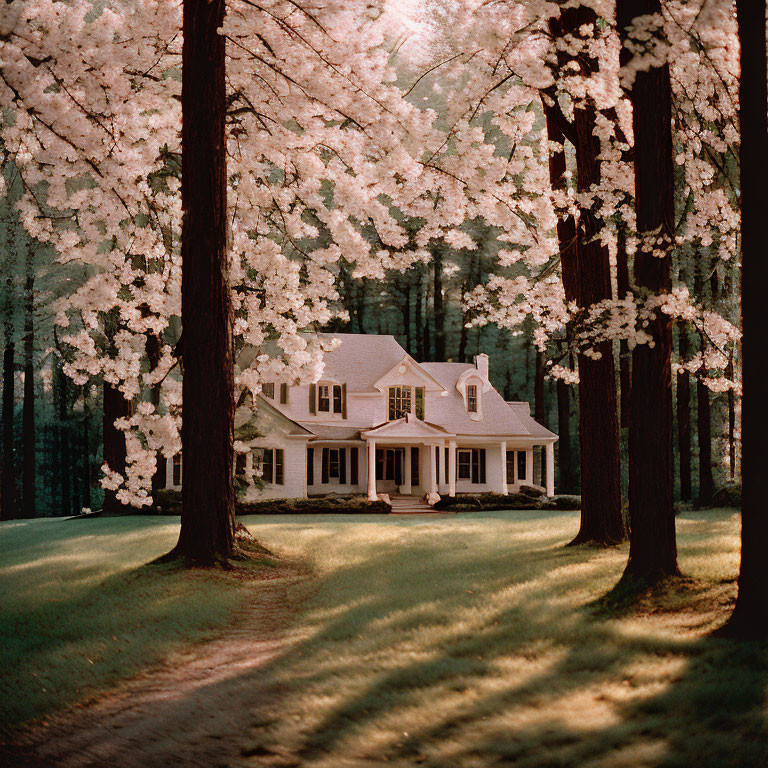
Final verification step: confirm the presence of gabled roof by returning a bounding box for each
[372,354,446,393]
[362,413,455,439]
[506,402,558,440]
[235,392,313,438]
[420,362,546,437]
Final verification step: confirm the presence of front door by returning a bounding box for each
[376,448,404,490]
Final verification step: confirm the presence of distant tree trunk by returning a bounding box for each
[355,277,367,334]
[556,377,573,493]
[458,301,469,363]
[616,229,631,429]
[22,256,35,518]
[696,372,714,507]
[1,317,17,521]
[729,0,768,638]
[82,385,92,510]
[102,380,131,515]
[433,246,446,361]
[168,0,236,563]
[146,332,165,497]
[676,323,692,502]
[402,280,412,356]
[544,79,623,546]
[414,268,424,360]
[619,0,677,580]
[534,350,546,427]
[55,361,71,517]
[726,353,736,481]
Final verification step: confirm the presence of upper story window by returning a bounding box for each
[317,383,343,414]
[388,386,412,420]
[467,384,478,413]
[262,382,275,399]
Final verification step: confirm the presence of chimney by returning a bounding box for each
[475,353,489,380]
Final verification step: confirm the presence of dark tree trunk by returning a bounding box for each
[82,385,92,510]
[146,332,165,497]
[55,362,71,517]
[534,350,546,427]
[403,280,412,356]
[22,258,35,518]
[102,380,131,515]
[619,0,677,580]
[170,0,236,563]
[696,373,714,507]
[730,0,768,638]
[433,246,446,361]
[544,81,623,546]
[355,277,367,334]
[616,229,631,429]
[1,323,17,521]
[726,353,736,481]
[556,377,573,493]
[676,323,692,502]
[415,267,424,360]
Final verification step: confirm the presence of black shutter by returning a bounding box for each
[506,450,515,485]
[350,447,358,485]
[309,383,317,414]
[479,449,486,484]
[263,449,274,483]
[518,451,526,482]
[341,382,347,419]
[435,446,440,485]
[275,449,284,485]
[445,447,449,480]
[321,448,329,484]
[333,384,342,414]
[410,446,419,486]
[339,447,346,484]
[280,383,288,404]
[307,447,314,486]
[394,450,403,486]
[471,450,479,484]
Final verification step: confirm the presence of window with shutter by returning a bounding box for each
[262,382,275,399]
[506,450,515,485]
[410,447,419,486]
[466,384,478,413]
[262,449,274,483]
[517,451,527,482]
[318,384,330,412]
[458,450,471,480]
[332,384,342,414]
[275,449,284,485]
[388,386,411,420]
[307,447,314,486]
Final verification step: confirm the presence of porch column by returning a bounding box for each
[403,446,412,494]
[525,447,533,485]
[448,440,456,497]
[429,443,438,494]
[500,441,508,495]
[367,439,377,501]
[546,442,555,497]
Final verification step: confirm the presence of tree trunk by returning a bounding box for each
[415,267,424,360]
[82,385,92,510]
[544,87,623,546]
[102,380,131,515]
[726,353,736,481]
[1,322,17,521]
[22,258,35,518]
[556,377,573,493]
[170,0,236,563]
[619,0,677,581]
[617,229,631,429]
[534,350,546,427]
[433,246,446,361]
[730,0,768,638]
[696,373,714,507]
[55,361,71,517]
[676,323,692,502]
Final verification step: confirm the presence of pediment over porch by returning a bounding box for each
[372,355,447,393]
[362,413,455,440]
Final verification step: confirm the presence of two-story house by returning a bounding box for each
[163,333,558,501]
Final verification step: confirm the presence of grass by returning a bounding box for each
[0,516,269,732]
[3,508,765,767]
[233,508,766,768]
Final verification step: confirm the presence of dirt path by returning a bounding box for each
[3,561,310,768]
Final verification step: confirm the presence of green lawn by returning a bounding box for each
[236,508,765,768]
[2,509,765,767]
[0,516,264,731]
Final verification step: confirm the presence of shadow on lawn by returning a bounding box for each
[239,518,765,768]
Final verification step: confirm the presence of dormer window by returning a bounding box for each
[310,382,347,418]
[467,384,478,413]
[262,382,275,399]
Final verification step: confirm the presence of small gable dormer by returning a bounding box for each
[373,355,446,422]
[457,353,492,421]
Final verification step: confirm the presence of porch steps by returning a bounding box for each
[388,495,449,515]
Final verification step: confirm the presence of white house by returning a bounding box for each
[163,333,558,501]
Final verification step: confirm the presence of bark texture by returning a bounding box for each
[730,0,768,638]
[696,374,714,507]
[172,0,236,563]
[22,258,35,518]
[1,324,17,521]
[676,323,692,503]
[619,0,677,580]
